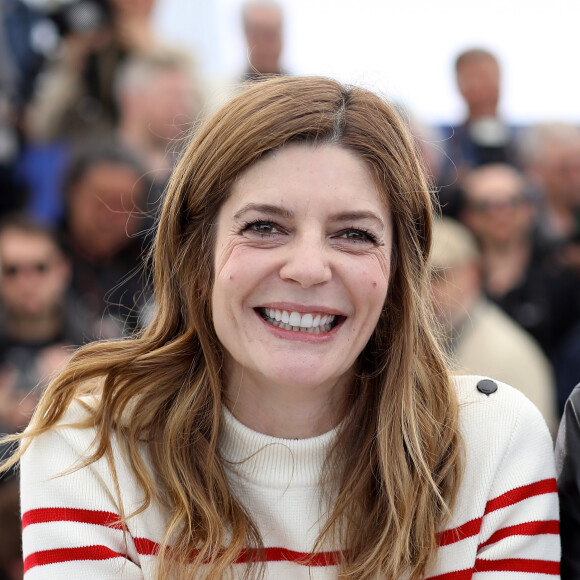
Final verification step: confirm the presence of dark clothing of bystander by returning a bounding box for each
[556,383,580,579]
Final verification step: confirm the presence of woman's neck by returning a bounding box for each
[224,373,349,439]
[219,405,340,488]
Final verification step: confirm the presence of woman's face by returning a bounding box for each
[212,144,392,403]
[68,162,143,260]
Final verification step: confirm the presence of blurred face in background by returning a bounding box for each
[536,140,580,209]
[68,162,143,260]
[141,67,199,144]
[243,3,283,74]
[429,219,482,331]
[430,262,479,330]
[462,165,535,248]
[0,228,70,319]
[456,55,500,119]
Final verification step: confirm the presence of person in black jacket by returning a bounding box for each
[556,383,580,579]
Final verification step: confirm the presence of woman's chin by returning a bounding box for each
[252,359,352,397]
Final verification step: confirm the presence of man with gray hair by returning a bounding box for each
[519,122,580,250]
[430,216,558,435]
[115,48,202,183]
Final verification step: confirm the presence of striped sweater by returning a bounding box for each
[20,375,560,578]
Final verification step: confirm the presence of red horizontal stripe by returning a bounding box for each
[479,520,560,549]
[134,537,160,556]
[475,558,559,574]
[24,545,124,573]
[426,569,473,580]
[235,547,342,566]
[485,479,557,515]
[435,479,557,550]
[22,507,123,530]
[25,523,341,569]
[426,558,560,580]
[437,517,482,546]
[134,540,342,567]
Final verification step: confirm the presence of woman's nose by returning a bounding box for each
[279,238,332,288]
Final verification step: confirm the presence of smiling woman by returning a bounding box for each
[2,77,559,579]
[212,144,392,437]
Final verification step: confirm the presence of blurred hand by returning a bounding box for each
[0,346,72,433]
[111,0,156,19]
[0,368,39,432]
[36,344,74,390]
[111,0,157,51]
[61,29,112,71]
[559,242,580,274]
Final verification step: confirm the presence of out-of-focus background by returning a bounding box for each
[1,1,580,577]
[155,0,580,125]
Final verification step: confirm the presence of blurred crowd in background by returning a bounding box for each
[1,0,580,577]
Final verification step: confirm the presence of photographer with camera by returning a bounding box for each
[24,0,162,144]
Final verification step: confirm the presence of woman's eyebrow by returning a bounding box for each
[328,211,386,229]
[233,203,294,221]
[233,205,386,229]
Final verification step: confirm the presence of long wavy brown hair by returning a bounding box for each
[4,76,462,579]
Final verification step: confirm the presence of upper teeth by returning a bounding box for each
[264,308,335,328]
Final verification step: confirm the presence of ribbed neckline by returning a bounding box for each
[218,407,340,489]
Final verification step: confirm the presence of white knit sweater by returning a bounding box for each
[20,375,560,579]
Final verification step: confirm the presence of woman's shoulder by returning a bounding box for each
[20,390,150,514]
[452,373,548,418]
[449,373,557,508]
[452,373,553,448]
[20,394,104,476]
[451,373,554,466]
[19,393,164,577]
[434,380,560,574]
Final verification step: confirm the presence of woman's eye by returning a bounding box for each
[337,229,377,243]
[244,221,281,236]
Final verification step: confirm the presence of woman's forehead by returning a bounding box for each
[224,143,391,219]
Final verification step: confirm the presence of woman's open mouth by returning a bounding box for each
[257,307,343,334]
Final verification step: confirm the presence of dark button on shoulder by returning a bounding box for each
[477,379,498,396]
